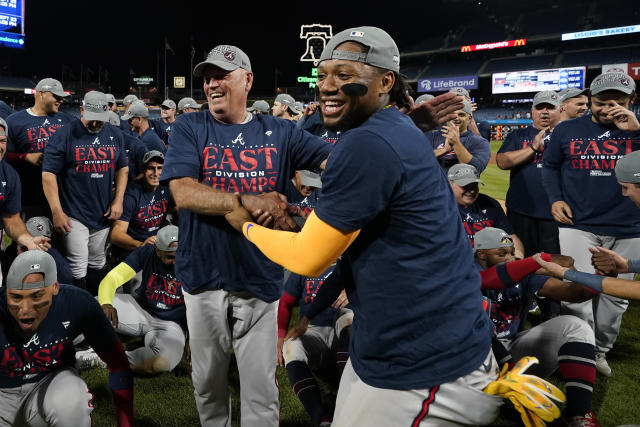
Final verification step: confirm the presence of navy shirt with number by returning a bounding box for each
[160,112,332,301]
[426,129,491,174]
[459,193,514,246]
[6,109,74,207]
[120,181,171,242]
[542,114,640,237]
[43,121,128,230]
[497,126,553,219]
[123,245,185,325]
[284,264,336,328]
[313,106,492,390]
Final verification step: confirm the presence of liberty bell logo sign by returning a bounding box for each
[300,24,333,66]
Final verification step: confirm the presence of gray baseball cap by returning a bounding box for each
[107,111,121,127]
[121,100,149,120]
[178,97,202,111]
[35,78,69,98]
[123,94,138,106]
[295,102,304,113]
[161,99,176,109]
[275,94,298,114]
[461,100,473,115]
[105,93,116,104]
[82,91,109,122]
[0,117,7,132]
[559,87,588,102]
[615,151,640,184]
[298,170,322,188]
[415,94,434,105]
[7,250,58,290]
[449,87,470,98]
[447,163,484,187]
[533,91,560,108]
[194,45,252,76]
[26,217,53,238]
[143,150,164,164]
[590,72,636,96]
[156,225,178,252]
[319,26,400,73]
[473,227,514,252]
[247,100,270,113]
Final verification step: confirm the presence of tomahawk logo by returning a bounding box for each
[300,24,333,66]
[598,131,611,139]
[42,118,50,126]
[92,137,100,145]
[24,334,40,347]
[232,133,245,145]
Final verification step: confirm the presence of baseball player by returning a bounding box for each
[474,227,599,426]
[542,72,640,376]
[42,91,129,295]
[5,78,73,218]
[285,170,321,216]
[106,94,119,113]
[278,263,352,427]
[160,44,334,426]
[177,97,202,114]
[272,93,299,120]
[0,250,133,426]
[447,87,491,141]
[247,100,270,115]
[110,150,171,262]
[23,216,72,285]
[121,101,166,154]
[98,225,185,374]
[149,99,175,146]
[227,27,508,426]
[448,163,524,257]
[120,95,139,137]
[558,88,589,122]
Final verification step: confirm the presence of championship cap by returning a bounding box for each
[275,94,299,114]
[615,151,640,184]
[447,163,484,187]
[82,91,109,122]
[156,225,178,252]
[121,100,149,120]
[415,94,434,105]
[0,117,7,132]
[178,97,202,111]
[161,99,176,109]
[193,45,252,76]
[143,150,164,164]
[35,78,69,98]
[107,111,121,127]
[590,72,636,96]
[7,250,57,290]
[449,87,470,98]
[105,93,116,105]
[299,170,322,188]
[26,216,53,238]
[533,91,560,108]
[247,100,270,113]
[123,94,138,106]
[461,99,473,115]
[319,26,400,73]
[295,102,304,113]
[473,227,514,252]
[558,87,588,102]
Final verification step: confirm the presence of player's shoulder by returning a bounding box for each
[129,243,156,260]
[476,192,500,208]
[0,158,19,178]
[56,284,97,306]
[5,108,28,124]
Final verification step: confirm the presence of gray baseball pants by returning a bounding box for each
[63,217,109,279]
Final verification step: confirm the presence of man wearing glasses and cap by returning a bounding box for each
[42,91,129,296]
[5,78,74,218]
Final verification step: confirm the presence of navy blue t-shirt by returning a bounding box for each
[497,126,553,219]
[314,106,492,390]
[477,120,492,141]
[120,181,170,242]
[301,111,341,144]
[120,119,137,137]
[284,180,319,216]
[123,245,185,324]
[459,193,514,247]
[542,114,640,237]
[43,121,128,230]
[121,132,147,180]
[284,264,337,328]
[139,127,166,154]
[49,246,73,285]
[6,109,74,207]
[160,112,332,300]
[0,160,22,221]
[0,285,122,388]
[149,118,171,146]
[426,129,491,173]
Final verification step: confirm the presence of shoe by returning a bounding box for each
[594,353,611,377]
[75,348,106,370]
[565,410,600,427]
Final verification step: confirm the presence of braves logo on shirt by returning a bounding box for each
[144,272,184,310]
[567,137,635,173]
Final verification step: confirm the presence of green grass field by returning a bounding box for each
[81,143,640,426]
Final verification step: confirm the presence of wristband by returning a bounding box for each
[529,145,541,154]
[627,258,640,273]
[563,269,603,293]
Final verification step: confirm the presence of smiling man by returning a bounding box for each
[542,72,640,377]
[226,27,507,426]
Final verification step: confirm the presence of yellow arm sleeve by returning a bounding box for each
[97,263,137,306]
[243,211,359,277]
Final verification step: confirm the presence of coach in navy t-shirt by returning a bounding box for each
[542,72,640,375]
[496,91,562,256]
[42,91,129,295]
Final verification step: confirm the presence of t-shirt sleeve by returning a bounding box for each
[541,125,566,203]
[116,133,128,169]
[122,244,153,272]
[468,136,491,173]
[314,131,401,231]
[76,290,122,353]
[288,124,333,171]
[119,186,137,222]
[161,116,201,181]
[523,274,550,295]
[42,128,67,174]
[497,130,517,154]
[283,273,304,300]
[1,166,21,216]
[425,131,440,149]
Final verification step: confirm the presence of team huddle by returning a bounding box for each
[0,25,639,427]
